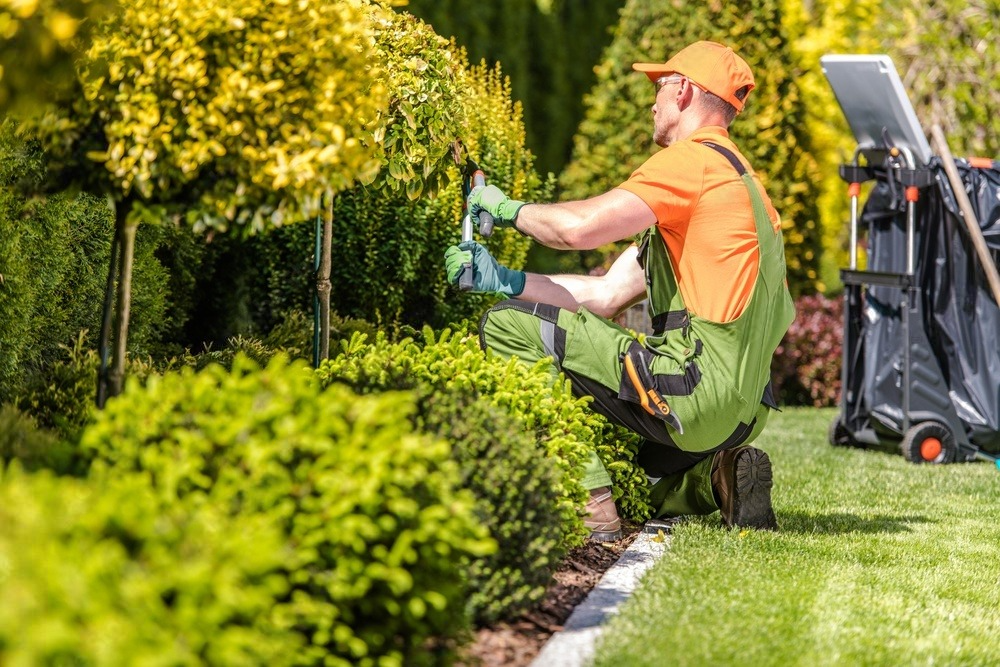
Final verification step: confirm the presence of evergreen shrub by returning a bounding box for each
[81,355,492,667]
[0,465,299,666]
[14,333,163,450]
[0,121,184,400]
[14,333,99,447]
[420,390,567,624]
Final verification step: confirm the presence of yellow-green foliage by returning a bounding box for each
[417,58,552,326]
[81,355,492,667]
[22,0,387,233]
[560,0,824,296]
[883,0,1000,158]
[0,0,116,113]
[0,465,300,665]
[365,7,467,201]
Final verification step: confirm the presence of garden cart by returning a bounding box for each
[821,54,1000,465]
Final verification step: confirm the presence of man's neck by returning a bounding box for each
[676,114,729,142]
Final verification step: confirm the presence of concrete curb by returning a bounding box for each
[528,528,671,667]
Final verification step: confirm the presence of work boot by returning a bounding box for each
[711,446,778,530]
[584,486,622,542]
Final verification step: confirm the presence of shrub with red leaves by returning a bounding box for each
[772,294,843,407]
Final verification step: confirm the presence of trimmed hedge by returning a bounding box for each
[80,355,492,666]
[324,356,568,624]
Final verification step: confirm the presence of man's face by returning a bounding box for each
[651,75,683,147]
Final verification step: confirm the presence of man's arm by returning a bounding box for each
[516,188,657,250]
[517,244,647,318]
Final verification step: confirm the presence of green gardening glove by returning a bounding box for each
[469,184,526,231]
[444,241,525,296]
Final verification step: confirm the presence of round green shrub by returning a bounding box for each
[420,390,568,624]
[81,354,493,667]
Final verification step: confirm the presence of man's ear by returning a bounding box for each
[676,79,696,110]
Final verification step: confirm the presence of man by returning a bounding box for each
[444,41,795,540]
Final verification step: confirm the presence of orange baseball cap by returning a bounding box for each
[633,41,755,112]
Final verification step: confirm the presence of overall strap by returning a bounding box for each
[701,141,746,175]
[700,141,785,289]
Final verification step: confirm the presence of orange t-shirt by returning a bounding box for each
[616,126,781,323]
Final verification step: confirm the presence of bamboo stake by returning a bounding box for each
[929,124,1000,306]
[316,189,334,363]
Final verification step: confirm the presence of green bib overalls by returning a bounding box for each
[480,142,795,518]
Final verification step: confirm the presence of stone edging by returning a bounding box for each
[528,525,671,667]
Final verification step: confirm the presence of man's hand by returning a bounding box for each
[444,241,525,296]
[469,184,526,230]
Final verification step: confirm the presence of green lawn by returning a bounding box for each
[594,407,1000,667]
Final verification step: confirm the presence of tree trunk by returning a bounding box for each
[316,190,334,364]
[96,196,120,409]
[108,204,137,400]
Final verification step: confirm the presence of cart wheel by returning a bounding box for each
[828,418,855,447]
[900,422,955,464]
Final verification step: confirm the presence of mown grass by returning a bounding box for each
[594,407,1000,667]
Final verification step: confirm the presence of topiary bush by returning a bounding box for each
[195,57,550,339]
[0,464,299,666]
[81,354,493,667]
[772,293,843,407]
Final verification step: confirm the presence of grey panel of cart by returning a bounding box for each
[820,54,932,166]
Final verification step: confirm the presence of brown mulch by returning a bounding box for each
[457,521,643,667]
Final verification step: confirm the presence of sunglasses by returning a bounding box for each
[654,75,685,94]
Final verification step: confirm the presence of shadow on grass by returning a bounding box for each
[776,510,933,535]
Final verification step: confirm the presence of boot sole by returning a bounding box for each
[730,447,778,530]
[587,527,623,542]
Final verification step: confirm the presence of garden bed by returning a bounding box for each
[459,520,642,666]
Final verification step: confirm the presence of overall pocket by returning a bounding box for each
[617,340,699,434]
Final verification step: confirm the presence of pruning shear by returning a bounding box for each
[453,141,495,290]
